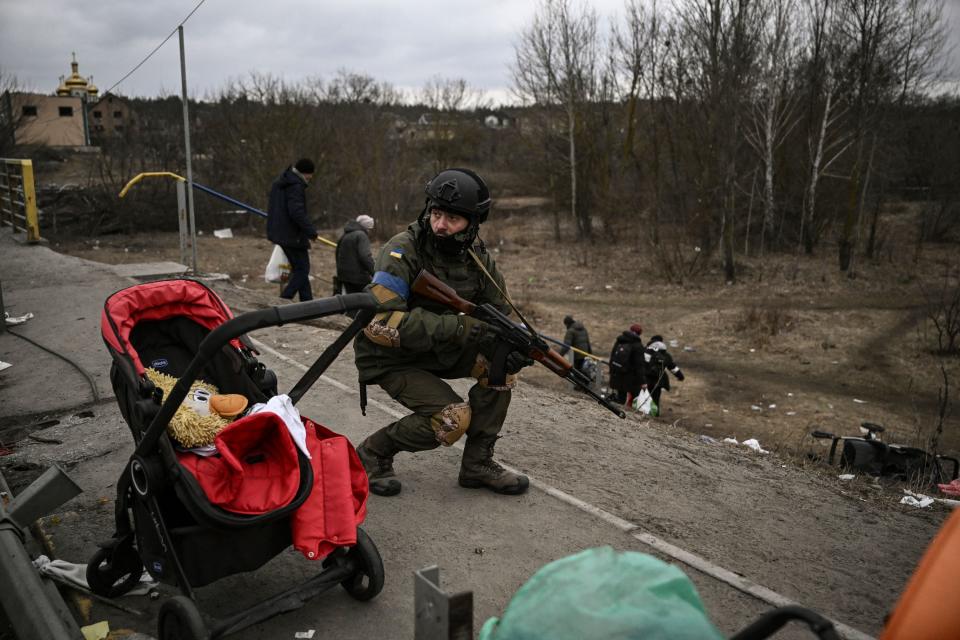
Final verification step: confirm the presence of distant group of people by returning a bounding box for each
[266,157,375,302]
[553,315,684,411]
[608,324,684,410]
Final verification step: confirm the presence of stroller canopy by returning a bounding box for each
[102,279,238,376]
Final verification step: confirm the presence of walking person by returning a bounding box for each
[335,214,375,294]
[608,323,648,406]
[644,335,685,410]
[354,168,534,497]
[558,315,592,375]
[267,158,319,301]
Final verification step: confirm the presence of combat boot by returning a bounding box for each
[356,434,402,497]
[458,438,529,495]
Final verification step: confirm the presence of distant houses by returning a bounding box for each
[2,54,134,148]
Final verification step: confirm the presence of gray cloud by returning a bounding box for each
[2,0,957,102]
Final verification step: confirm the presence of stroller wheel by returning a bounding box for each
[158,596,208,640]
[86,543,144,598]
[339,526,384,601]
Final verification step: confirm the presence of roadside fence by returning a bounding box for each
[0,158,41,243]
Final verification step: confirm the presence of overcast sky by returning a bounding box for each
[2,0,958,104]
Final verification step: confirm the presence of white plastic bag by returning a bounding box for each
[632,389,654,415]
[264,245,291,283]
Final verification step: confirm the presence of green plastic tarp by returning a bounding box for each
[479,546,724,640]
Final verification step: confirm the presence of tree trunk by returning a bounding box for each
[803,88,831,256]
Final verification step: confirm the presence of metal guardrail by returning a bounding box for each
[0,158,41,243]
[0,465,84,639]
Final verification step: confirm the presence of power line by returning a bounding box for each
[102,0,210,97]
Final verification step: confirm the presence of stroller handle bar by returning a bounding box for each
[135,292,377,457]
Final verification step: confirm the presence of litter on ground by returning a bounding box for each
[900,490,934,509]
[4,311,34,326]
[742,438,769,454]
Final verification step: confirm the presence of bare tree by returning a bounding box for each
[744,0,802,255]
[614,0,671,245]
[512,0,601,239]
[0,68,25,156]
[834,0,945,272]
[420,76,487,111]
[323,69,402,106]
[799,0,853,254]
[678,0,766,282]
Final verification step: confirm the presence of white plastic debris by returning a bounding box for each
[853,398,867,404]
[751,405,762,411]
[213,228,233,239]
[5,312,34,326]
[0,361,12,372]
[669,339,679,347]
[295,632,316,639]
[839,474,856,481]
[768,404,777,409]
[722,437,739,445]
[700,435,718,444]
[786,411,796,416]
[900,494,934,509]
[683,346,696,352]
[742,438,769,454]
[787,392,794,397]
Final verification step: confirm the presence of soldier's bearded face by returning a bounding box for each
[430,208,469,236]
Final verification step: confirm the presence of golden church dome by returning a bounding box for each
[56,54,97,98]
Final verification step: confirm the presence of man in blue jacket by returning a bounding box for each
[267,158,319,301]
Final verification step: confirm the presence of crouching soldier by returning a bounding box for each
[354,168,534,497]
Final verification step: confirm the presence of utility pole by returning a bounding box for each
[178,25,198,273]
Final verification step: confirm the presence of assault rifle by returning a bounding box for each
[411,270,625,419]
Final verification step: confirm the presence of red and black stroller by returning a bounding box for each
[91,278,382,640]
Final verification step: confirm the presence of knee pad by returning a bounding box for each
[431,402,472,446]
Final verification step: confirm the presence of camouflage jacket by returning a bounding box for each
[354,222,510,382]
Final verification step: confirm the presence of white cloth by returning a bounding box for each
[32,555,158,596]
[248,394,311,459]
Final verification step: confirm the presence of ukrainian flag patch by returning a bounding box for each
[389,248,404,259]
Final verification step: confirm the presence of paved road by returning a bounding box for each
[0,228,893,639]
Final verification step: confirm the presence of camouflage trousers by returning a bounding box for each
[364,350,511,454]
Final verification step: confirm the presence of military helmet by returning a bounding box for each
[424,168,491,223]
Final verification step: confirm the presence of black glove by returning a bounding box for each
[455,316,497,346]
[675,370,685,381]
[505,350,534,374]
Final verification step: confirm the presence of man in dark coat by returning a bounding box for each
[608,323,647,406]
[558,315,592,374]
[267,158,318,301]
[644,335,685,409]
[335,214,375,294]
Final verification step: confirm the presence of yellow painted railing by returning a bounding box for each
[118,171,338,248]
[0,158,41,243]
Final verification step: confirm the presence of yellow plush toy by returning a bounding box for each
[145,368,248,448]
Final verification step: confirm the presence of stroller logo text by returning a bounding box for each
[151,358,169,369]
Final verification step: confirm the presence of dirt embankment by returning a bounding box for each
[49,205,959,464]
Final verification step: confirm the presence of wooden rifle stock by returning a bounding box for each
[410,270,477,314]
[532,346,573,375]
